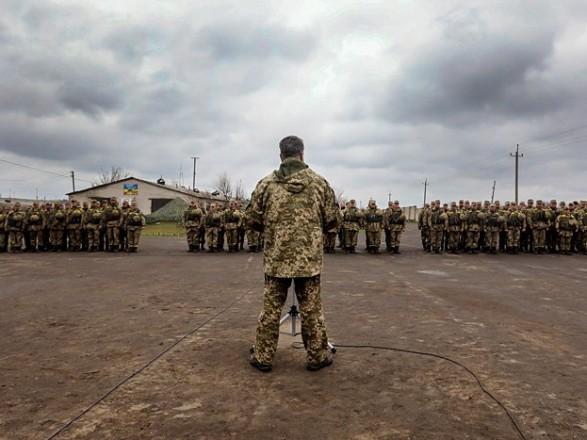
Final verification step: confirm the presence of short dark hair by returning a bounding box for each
[279,136,304,158]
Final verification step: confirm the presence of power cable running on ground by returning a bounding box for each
[314,343,528,440]
[45,293,247,440]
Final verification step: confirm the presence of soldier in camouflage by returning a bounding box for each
[529,200,549,254]
[49,203,66,251]
[418,203,431,251]
[184,201,204,252]
[465,202,482,253]
[364,200,383,254]
[204,203,223,252]
[66,200,84,251]
[385,200,406,254]
[84,200,103,252]
[342,199,362,254]
[103,197,123,252]
[428,201,447,254]
[26,202,46,252]
[484,204,503,254]
[446,202,464,254]
[125,201,145,252]
[223,201,243,253]
[0,206,7,252]
[6,202,25,252]
[247,136,340,372]
[506,204,526,254]
[556,207,576,255]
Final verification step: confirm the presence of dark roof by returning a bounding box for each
[67,177,225,200]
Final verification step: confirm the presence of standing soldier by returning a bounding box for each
[26,202,46,252]
[81,201,90,251]
[529,200,549,254]
[49,203,67,251]
[484,204,503,254]
[323,223,338,254]
[246,135,339,372]
[386,201,406,254]
[506,204,526,254]
[183,201,204,252]
[102,197,123,252]
[556,207,576,255]
[446,202,464,254]
[428,201,447,254]
[99,200,109,251]
[66,200,84,251]
[418,203,431,251]
[0,206,8,252]
[42,202,52,251]
[576,203,586,254]
[364,200,383,254]
[546,200,560,253]
[465,202,483,254]
[84,200,103,252]
[498,201,509,252]
[383,201,395,252]
[525,199,536,253]
[204,203,223,252]
[120,200,131,252]
[245,210,262,252]
[224,201,243,252]
[217,203,226,252]
[342,200,362,254]
[6,202,25,252]
[125,201,145,252]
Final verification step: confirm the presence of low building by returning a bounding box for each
[67,177,226,214]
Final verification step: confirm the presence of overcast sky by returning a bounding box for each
[1,0,587,205]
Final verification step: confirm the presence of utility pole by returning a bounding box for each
[510,144,523,204]
[388,192,392,204]
[70,171,76,192]
[191,156,199,191]
[422,178,428,205]
[491,180,496,203]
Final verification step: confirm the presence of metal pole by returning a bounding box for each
[491,180,496,203]
[510,144,523,204]
[423,178,428,205]
[191,156,199,191]
[71,171,76,192]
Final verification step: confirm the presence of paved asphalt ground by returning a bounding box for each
[1,225,586,440]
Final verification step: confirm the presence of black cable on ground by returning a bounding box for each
[46,294,246,440]
[321,343,527,440]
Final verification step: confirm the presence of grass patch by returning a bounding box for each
[143,222,185,237]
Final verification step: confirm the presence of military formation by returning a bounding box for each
[417,199,587,255]
[0,197,145,253]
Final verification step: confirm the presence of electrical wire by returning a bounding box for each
[0,158,93,184]
[45,293,246,440]
[314,342,528,440]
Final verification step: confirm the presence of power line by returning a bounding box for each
[0,157,93,184]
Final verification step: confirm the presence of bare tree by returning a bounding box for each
[234,179,246,201]
[95,166,130,185]
[334,187,347,207]
[214,172,233,199]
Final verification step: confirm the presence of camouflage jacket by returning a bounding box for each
[246,158,340,278]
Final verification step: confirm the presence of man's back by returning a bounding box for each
[247,157,339,278]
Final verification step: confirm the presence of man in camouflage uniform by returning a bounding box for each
[224,201,243,252]
[555,207,575,255]
[428,201,447,254]
[383,201,395,252]
[66,200,84,251]
[578,203,587,254]
[364,200,383,254]
[49,203,66,251]
[42,202,52,251]
[183,200,204,252]
[6,202,25,252]
[119,200,131,252]
[26,202,46,252]
[418,203,431,252]
[529,200,549,254]
[385,200,406,254]
[342,199,362,254]
[446,202,464,254]
[523,199,536,253]
[323,223,338,253]
[465,202,483,254]
[125,201,145,252]
[204,203,223,252]
[546,200,560,253]
[83,200,103,252]
[103,197,123,252]
[81,201,90,251]
[506,204,526,254]
[0,206,7,252]
[245,211,262,252]
[247,136,340,372]
[484,204,503,254]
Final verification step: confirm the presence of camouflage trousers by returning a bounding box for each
[324,231,337,251]
[420,227,430,250]
[28,227,44,250]
[225,228,239,250]
[466,230,480,250]
[8,230,23,251]
[254,275,329,366]
[50,229,65,248]
[0,231,6,251]
[485,229,500,250]
[430,227,444,251]
[206,227,220,250]
[507,228,521,249]
[365,230,381,249]
[533,228,546,250]
[106,223,120,248]
[127,227,142,250]
[387,230,402,248]
[447,230,460,251]
[68,227,81,250]
[559,231,572,252]
[86,225,100,250]
[343,229,358,249]
[247,229,261,248]
[186,227,200,247]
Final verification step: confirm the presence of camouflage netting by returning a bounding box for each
[146,198,187,223]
